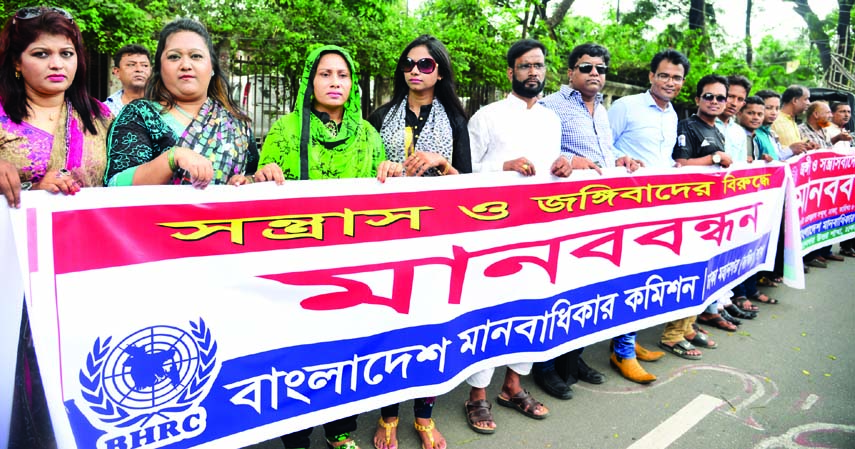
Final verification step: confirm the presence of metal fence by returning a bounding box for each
[229,58,293,145]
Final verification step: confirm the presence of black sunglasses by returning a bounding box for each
[13,6,73,24]
[700,93,727,103]
[575,63,608,75]
[400,57,437,74]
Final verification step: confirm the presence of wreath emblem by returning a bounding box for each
[79,319,217,428]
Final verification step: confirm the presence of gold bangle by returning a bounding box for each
[441,162,450,175]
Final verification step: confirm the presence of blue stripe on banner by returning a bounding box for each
[64,233,771,449]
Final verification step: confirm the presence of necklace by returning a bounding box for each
[173,104,196,121]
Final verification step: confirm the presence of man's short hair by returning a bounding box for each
[740,95,765,112]
[650,49,690,77]
[805,101,829,118]
[695,74,728,98]
[507,39,546,68]
[567,43,610,69]
[112,44,151,67]
[755,89,780,101]
[830,101,850,113]
[781,85,809,105]
[726,75,752,96]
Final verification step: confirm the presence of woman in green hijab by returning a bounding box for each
[260,45,399,449]
[257,45,401,182]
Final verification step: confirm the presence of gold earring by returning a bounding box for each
[15,71,21,79]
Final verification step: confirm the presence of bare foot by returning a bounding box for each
[373,416,398,449]
[415,417,446,449]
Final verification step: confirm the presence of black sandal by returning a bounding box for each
[749,292,779,305]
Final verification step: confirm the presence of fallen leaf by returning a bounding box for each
[828,355,837,360]
[764,376,771,382]
[801,332,807,337]
[803,370,810,376]
[792,347,801,351]
[738,331,751,337]
[614,434,619,438]
[824,373,832,377]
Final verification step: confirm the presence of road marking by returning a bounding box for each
[627,394,724,449]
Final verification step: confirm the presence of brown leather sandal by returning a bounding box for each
[464,399,495,434]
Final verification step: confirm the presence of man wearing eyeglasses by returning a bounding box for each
[605,49,692,384]
[465,38,572,435]
[715,75,753,164]
[540,43,640,173]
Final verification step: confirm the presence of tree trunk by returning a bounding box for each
[746,0,753,66]
[785,0,832,71]
[838,0,853,58]
[689,0,705,30]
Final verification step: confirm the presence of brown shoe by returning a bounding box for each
[826,254,845,262]
[609,353,656,384]
[635,343,664,362]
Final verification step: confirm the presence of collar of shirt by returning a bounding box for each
[644,90,673,112]
[560,84,604,107]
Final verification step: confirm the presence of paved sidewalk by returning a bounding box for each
[246,248,855,449]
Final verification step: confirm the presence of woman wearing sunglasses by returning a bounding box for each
[367,35,470,449]
[0,6,112,447]
[0,6,111,207]
[369,34,471,184]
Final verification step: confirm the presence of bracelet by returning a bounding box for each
[167,147,177,171]
[441,162,450,175]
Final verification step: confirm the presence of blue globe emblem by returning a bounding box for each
[102,326,201,410]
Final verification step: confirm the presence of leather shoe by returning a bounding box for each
[825,253,845,262]
[635,343,664,362]
[720,308,742,326]
[576,358,606,384]
[725,304,756,320]
[533,368,573,400]
[806,258,827,268]
[610,353,656,384]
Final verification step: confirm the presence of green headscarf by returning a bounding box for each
[260,45,385,180]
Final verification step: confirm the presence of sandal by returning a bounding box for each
[757,276,779,288]
[374,417,398,449]
[732,296,759,312]
[692,322,709,335]
[724,304,756,320]
[414,419,446,449]
[749,292,779,305]
[697,313,738,331]
[496,389,549,420]
[658,340,703,360]
[327,432,360,449]
[686,331,717,349]
[464,399,496,434]
[841,248,855,257]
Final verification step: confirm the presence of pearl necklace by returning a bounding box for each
[173,104,196,121]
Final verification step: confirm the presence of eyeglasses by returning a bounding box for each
[575,63,608,75]
[700,93,727,103]
[13,6,74,25]
[516,63,546,72]
[655,73,684,83]
[400,57,437,74]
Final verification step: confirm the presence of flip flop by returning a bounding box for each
[686,331,717,349]
[496,389,549,420]
[658,340,703,360]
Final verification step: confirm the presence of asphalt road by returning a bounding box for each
[245,246,855,449]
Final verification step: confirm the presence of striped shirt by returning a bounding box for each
[540,85,615,167]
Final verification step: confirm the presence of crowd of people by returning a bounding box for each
[1,6,852,449]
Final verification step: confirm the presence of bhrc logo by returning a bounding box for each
[102,410,206,449]
[80,319,218,449]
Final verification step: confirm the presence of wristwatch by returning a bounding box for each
[711,153,722,165]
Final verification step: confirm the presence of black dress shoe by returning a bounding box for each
[725,304,756,320]
[720,308,742,326]
[533,368,573,399]
[576,358,606,384]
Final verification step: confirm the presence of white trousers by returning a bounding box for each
[465,363,533,389]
